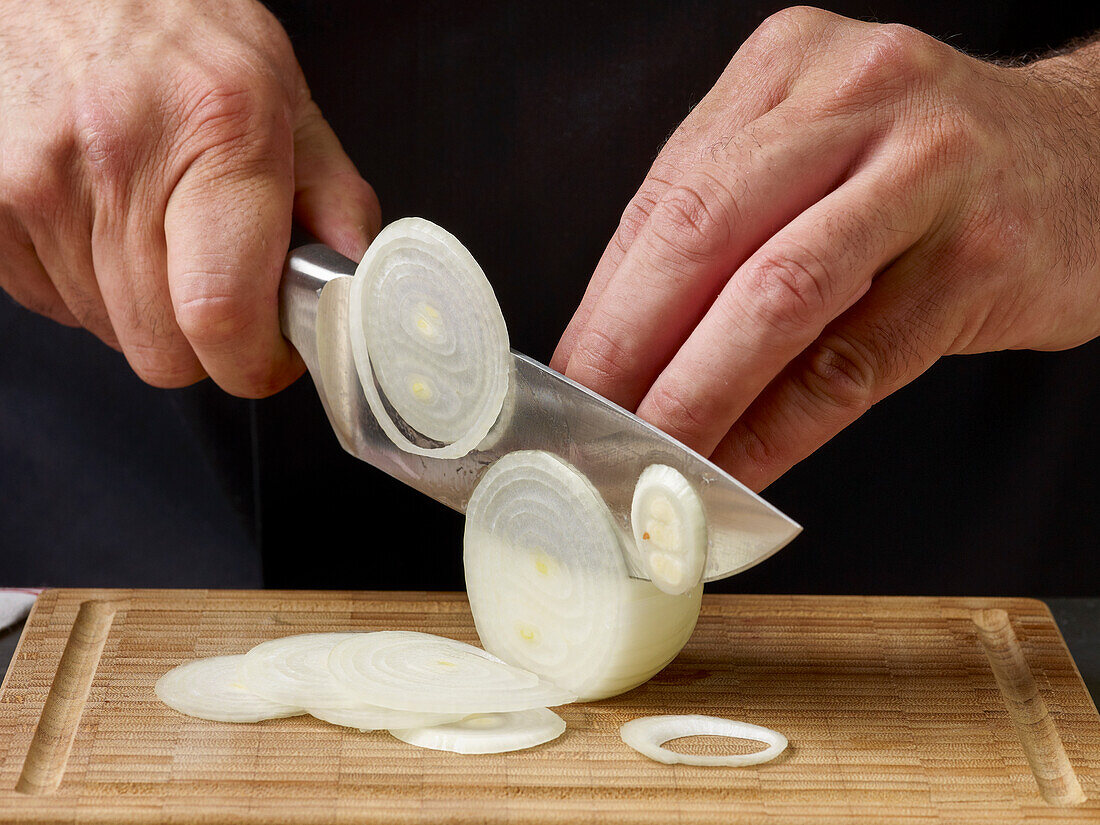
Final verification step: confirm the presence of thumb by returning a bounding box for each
[292,98,381,260]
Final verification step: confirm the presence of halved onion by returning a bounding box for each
[620,715,788,767]
[631,464,708,594]
[348,217,511,458]
[240,633,364,710]
[310,704,465,732]
[155,655,304,723]
[465,450,702,701]
[390,708,566,754]
[328,630,575,713]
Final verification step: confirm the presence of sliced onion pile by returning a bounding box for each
[620,715,788,767]
[156,632,571,752]
[631,464,708,595]
[348,217,511,458]
[464,450,703,701]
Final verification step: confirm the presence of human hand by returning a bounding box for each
[552,7,1100,490]
[0,0,379,396]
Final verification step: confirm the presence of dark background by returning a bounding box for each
[2,1,1098,595]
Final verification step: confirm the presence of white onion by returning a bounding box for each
[349,217,511,458]
[155,655,304,723]
[631,464,708,595]
[309,705,465,732]
[327,630,575,713]
[465,450,702,701]
[620,715,788,767]
[390,708,565,754]
[240,633,365,710]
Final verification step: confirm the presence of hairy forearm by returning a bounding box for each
[1025,32,1100,97]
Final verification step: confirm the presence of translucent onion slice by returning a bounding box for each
[620,715,788,767]
[328,630,576,713]
[309,704,465,732]
[390,708,566,754]
[631,464,708,595]
[155,655,304,723]
[465,450,703,702]
[240,633,366,710]
[348,217,511,458]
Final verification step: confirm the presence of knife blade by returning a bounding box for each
[279,244,801,582]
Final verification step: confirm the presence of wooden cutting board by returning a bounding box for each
[0,589,1097,823]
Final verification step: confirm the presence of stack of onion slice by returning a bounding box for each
[156,631,570,753]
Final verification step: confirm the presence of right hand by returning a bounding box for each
[0,0,380,396]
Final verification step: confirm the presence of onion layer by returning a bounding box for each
[620,715,788,767]
[465,450,702,701]
[240,633,364,710]
[328,630,576,713]
[155,656,304,723]
[390,708,566,754]
[348,217,511,458]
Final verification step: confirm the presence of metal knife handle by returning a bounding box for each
[279,244,357,374]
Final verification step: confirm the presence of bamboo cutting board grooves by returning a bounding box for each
[0,589,1097,824]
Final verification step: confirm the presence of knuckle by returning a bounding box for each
[736,417,783,475]
[753,7,828,46]
[569,324,635,386]
[612,157,686,256]
[614,189,661,257]
[798,331,879,413]
[174,286,254,352]
[746,243,833,336]
[72,93,143,180]
[837,25,937,102]
[649,175,733,263]
[176,72,284,154]
[645,381,711,445]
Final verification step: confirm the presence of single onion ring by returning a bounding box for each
[620,715,788,767]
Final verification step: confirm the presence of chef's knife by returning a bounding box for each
[279,244,801,582]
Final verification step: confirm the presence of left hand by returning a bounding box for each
[551,7,1100,490]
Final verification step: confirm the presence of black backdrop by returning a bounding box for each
[2,0,1098,595]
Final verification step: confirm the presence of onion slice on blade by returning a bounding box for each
[620,715,788,767]
[465,450,702,702]
[390,708,566,754]
[155,655,305,723]
[328,631,576,714]
[631,464,708,595]
[309,705,465,732]
[240,633,365,710]
[348,217,511,458]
